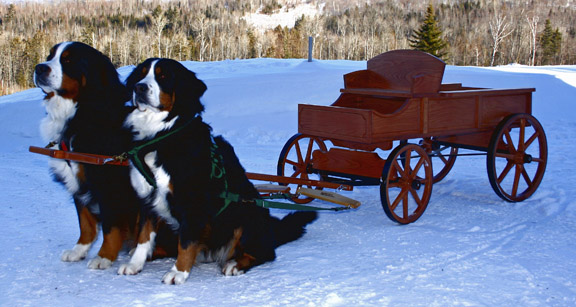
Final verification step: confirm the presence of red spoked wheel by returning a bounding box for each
[277,134,327,204]
[420,137,458,183]
[487,114,547,202]
[380,143,433,224]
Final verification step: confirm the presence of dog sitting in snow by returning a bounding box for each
[118,58,317,284]
[33,42,142,268]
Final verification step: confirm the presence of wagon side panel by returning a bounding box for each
[371,98,422,140]
[480,93,532,128]
[428,96,478,134]
[298,104,373,143]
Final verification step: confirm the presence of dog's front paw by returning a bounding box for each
[162,266,189,285]
[61,244,91,262]
[222,260,245,276]
[87,256,113,270]
[118,263,142,275]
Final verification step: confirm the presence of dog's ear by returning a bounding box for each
[172,62,206,117]
[76,42,129,103]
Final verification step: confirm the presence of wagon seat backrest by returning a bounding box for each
[343,50,446,94]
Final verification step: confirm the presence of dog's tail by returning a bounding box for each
[273,211,317,247]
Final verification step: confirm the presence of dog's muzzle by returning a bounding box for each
[34,64,52,88]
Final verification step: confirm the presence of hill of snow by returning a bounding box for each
[243,1,322,31]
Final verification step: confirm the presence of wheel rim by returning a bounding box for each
[277,134,327,204]
[487,114,547,202]
[421,137,458,183]
[381,143,433,224]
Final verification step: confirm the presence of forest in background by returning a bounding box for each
[1,0,575,95]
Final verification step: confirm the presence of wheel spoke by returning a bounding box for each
[409,187,422,206]
[518,119,526,152]
[392,159,406,178]
[402,193,409,219]
[294,142,303,164]
[390,188,408,211]
[495,152,516,160]
[511,164,523,197]
[438,153,449,165]
[289,169,302,178]
[305,138,314,163]
[503,130,516,152]
[404,150,412,174]
[411,156,426,177]
[521,167,533,187]
[497,161,515,184]
[285,159,298,167]
[524,131,539,149]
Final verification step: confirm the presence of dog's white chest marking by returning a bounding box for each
[129,152,180,229]
[40,95,81,194]
[126,109,179,228]
[124,107,177,141]
[40,95,77,144]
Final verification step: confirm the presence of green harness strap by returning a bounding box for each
[210,138,350,215]
[124,119,196,189]
[124,119,350,215]
[218,191,351,213]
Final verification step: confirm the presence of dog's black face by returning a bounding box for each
[34,41,124,101]
[126,58,207,118]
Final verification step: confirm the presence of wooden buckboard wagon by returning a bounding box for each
[30,50,547,224]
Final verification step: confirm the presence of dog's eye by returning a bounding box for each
[159,74,166,80]
[61,53,72,64]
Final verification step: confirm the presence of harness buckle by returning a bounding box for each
[113,152,129,163]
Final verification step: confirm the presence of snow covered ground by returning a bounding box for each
[1,58,575,306]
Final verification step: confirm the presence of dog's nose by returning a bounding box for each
[134,83,149,94]
[35,64,51,76]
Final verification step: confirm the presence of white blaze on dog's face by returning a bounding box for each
[132,60,175,113]
[34,42,78,98]
[127,58,206,118]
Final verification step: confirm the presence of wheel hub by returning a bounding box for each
[411,179,422,190]
[508,151,532,165]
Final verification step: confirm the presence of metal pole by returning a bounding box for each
[308,36,314,62]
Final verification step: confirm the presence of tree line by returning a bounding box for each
[1,0,574,96]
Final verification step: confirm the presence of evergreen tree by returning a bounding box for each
[409,4,448,59]
[540,19,562,65]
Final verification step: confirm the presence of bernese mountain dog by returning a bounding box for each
[119,58,317,285]
[34,42,147,269]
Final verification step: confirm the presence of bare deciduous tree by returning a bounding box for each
[527,15,539,66]
[489,14,514,66]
